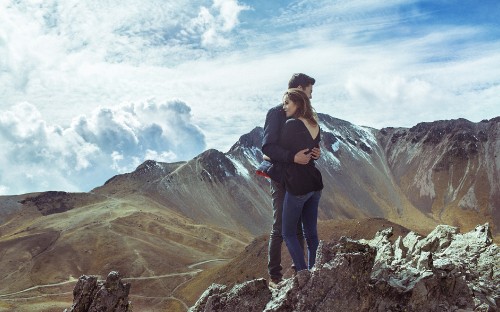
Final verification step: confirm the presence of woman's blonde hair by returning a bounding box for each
[283,88,318,126]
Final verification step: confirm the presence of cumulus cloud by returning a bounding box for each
[188,0,250,47]
[0,0,249,75]
[1,0,499,195]
[0,100,205,195]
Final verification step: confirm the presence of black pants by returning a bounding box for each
[267,179,305,279]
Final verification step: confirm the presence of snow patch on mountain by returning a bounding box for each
[241,147,262,169]
[352,124,378,146]
[322,149,341,169]
[331,141,340,152]
[227,155,251,179]
[321,122,377,164]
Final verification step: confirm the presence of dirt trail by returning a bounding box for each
[0,259,228,311]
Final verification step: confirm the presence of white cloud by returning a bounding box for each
[214,0,249,31]
[0,0,499,194]
[187,0,250,48]
[0,100,205,195]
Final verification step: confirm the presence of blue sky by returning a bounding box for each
[1,0,499,195]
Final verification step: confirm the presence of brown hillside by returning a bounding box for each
[0,194,251,312]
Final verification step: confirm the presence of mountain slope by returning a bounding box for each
[379,117,500,231]
[0,191,251,312]
[95,114,445,235]
[0,114,498,311]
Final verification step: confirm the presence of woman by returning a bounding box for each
[280,88,323,272]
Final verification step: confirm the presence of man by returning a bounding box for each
[259,73,320,287]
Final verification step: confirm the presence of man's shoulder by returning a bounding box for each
[267,104,284,115]
[265,104,286,124]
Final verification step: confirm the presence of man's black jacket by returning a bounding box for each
[258,105,295,182]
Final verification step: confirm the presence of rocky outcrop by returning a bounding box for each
[19,191,101,216]
[65,271,131,312]
[190,224,499,312]
[189,279,272,312]
[360,223,499,311]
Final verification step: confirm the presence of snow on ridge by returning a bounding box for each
[227,155,251,179]
[352,124,378,145]
[242,146,262,169]
[320,121,377,165]
[322,149,341,170]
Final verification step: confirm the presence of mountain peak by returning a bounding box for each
[194,149,237,182]
[228,127,263,153]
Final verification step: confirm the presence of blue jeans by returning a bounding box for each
[282,190,321,271]
[268,180,304,280]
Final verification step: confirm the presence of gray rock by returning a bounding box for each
[264,239,376,312]
[190,223,499,312]
[189,278,271,312]
[65,271,131,312]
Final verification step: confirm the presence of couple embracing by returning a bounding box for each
[258,73,323,287]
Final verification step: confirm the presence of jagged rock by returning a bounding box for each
[362,223,499,310]
[65,271,131,312]
[190,224,499,312]
[264,239,377,311]
[189,278,271,312]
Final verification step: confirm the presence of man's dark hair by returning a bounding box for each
[288,73,315,89]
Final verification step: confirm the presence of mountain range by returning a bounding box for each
[0,114,498,311]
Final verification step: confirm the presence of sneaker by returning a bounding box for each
[268,277,283,288]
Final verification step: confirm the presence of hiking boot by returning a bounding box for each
[268,277,283,288]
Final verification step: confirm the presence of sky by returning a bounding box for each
[1,0,499,195]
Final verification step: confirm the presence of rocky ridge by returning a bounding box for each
[378,117,499,230]
[189,223,499,312]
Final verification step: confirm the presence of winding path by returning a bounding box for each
[0,259,228,311]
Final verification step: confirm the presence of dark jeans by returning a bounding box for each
[268,180,304,280]
[282,190,321,271]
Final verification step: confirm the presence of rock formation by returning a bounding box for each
[65,271,131,312]
[189,223,499,312]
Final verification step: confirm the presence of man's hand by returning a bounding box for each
[294,149,311,164]
[310,147,321,160]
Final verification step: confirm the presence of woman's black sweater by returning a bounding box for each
[280,118,323,196]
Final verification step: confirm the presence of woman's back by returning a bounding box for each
[280,118,323,195]
[281,118,319,154]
